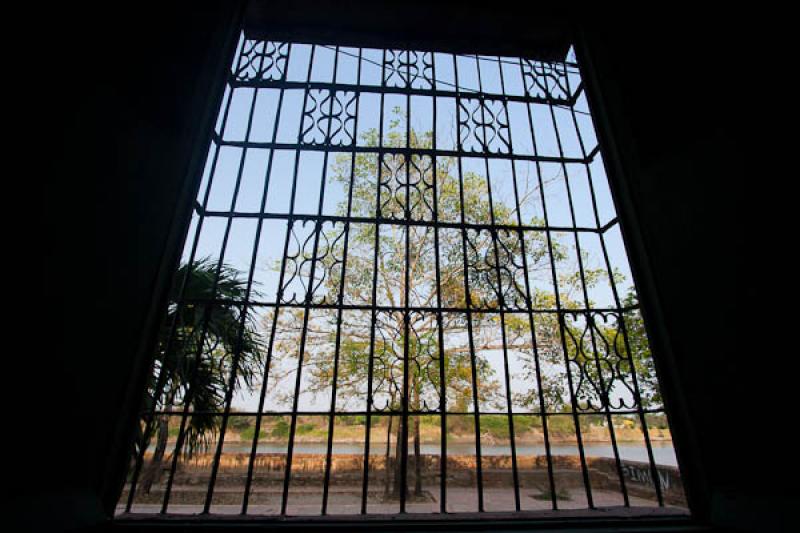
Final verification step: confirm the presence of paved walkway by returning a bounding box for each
[122,485,669,516]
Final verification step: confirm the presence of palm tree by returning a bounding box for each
[139,257,264,493]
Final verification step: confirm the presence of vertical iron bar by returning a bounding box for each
[124,34,246,513]
[452,53,485,513]
[160,36,265,513]
[240,42,316,514]
[519,56,594,509]
[430,53,448,514]
[399,48,412,514]
[497,55,558,511]
[564,63,665,506]
[202,42,294,513]
[544,71,630,507]
[280,45,341,516]
[473,54,521,512]
[321,47,363,515]
[360,48,388,514]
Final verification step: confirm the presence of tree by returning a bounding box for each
[264,109,661,498]
[618,291,662,409]
[139,258,265,493]
[265,110,574,498]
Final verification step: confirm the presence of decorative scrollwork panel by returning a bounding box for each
[379,153,434,221]
[564,311,638,412]
[234,40,289,82]
[383,50,434,89]
[465,228,527,310]
[280,220,347,306]
[458,97,511,154]
[521,59,569,100]
[301,90,357,146]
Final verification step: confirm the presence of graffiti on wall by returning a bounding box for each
[620,462,673,491]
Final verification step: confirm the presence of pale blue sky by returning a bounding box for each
[180,40,641,412]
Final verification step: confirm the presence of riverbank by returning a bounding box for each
[170,425,672,446]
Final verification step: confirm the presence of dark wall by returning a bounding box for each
[7,2,772,531]
[580,14,777,532]
[7,2,242,531]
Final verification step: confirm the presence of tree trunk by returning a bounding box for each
[413,372,422,496]
[141,414,169,494]
[384,414,393,496]
[393,416,404,498]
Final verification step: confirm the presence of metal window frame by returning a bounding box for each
[571,28,709,521]
[105,9,702,531]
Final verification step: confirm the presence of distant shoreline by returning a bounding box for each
[166,431,673,446]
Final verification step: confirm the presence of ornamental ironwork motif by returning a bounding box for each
[122,34,681,520]
[565,311,638,412]
[234,40,289,82]
[521,59,569,100]
[280,221,346,306]
[383,50,434,89]
[379,154,435,221]
[465,228,527,310]
[300,90,357,146]
[371,311,442,412]
[458,97,511,154]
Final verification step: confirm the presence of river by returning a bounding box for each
[218,440,678,466]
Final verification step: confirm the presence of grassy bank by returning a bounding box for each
[167,413,671,445]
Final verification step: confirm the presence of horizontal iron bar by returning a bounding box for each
[147,408,666,417]
[196,209,608,234]
[115,508,695,529]
[230,78,576,107]
[211,134,598,165]
[176,298,641,315]
[600,217,619,233]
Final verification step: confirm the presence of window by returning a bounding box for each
[117,32,687,520]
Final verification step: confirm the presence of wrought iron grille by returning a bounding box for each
[118,33,687,518]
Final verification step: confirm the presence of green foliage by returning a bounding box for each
[547,415,577,437]
[532,487,572,501]
[271,418,290,439]
[480,415,510,439]
[264,109,661,450]
[228,416,253,432]
[239,426,267,442]
[297,422,316,435]
[141,258,265,459]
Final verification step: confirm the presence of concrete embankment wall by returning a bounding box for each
[141,452,685,506]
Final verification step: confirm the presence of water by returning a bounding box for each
[218,440,678,466]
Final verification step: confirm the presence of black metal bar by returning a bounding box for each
[280,43,339,516]
[149,408,667,417]
[452,53,485,513]
[241,42,317,515]
[212,136,594,165]
[497,54,559,511]
[474,54,521,512]
[200,41,296,514]
[199,210,606,234]
[544,84,630,507]
[564,64,665,507]
[430,51,448,515]
[176,298,637,315]
[237,50,292,516]
[518,56,595,509]
[320,47,363,515]
[398,48,412,514]
[599,217,619,234]
[230,78,574,106]
[360,48,388,515]
[160,33,265,513]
